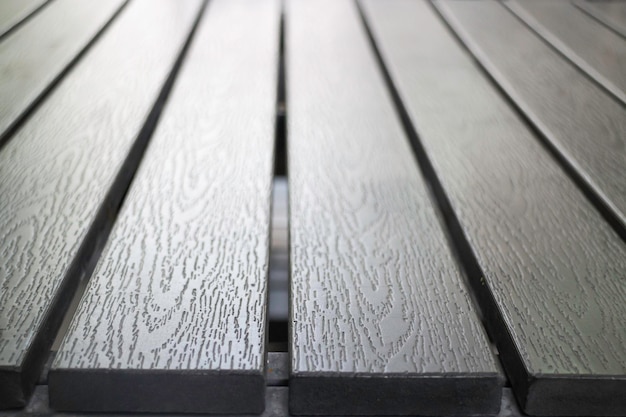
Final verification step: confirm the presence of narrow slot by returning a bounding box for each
[268,8,289,352]
[274,8,287,178]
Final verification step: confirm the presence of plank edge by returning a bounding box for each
[289,373,503,416]
[48,368,265,413]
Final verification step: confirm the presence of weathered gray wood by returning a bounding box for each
[0,0,127,146]
[366,0,626,415]
[0,0,202,409]
[50,0,279,413]
[435,0,626,236]
[287,0,502,415]
[575,0,626,38]
[0,0,49,39]
[505,0,626,105]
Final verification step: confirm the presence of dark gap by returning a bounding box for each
[268,7,289,351]
[438,1,626,244]
[36,0,210,385]
[355,0,512,383]
[0,0,54,41]
[0,0,131,151]
[274,7,287,178]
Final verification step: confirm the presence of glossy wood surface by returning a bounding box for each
[575,0,626,38]
[0,0,202,408]
[0,0,127,145]
[50,0,279,413]
[0,0,49,39]
[506,0,626,105]
[365,0,626,414]
[436,0,626,237]
[288,0,501,415]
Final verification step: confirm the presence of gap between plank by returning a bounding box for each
[268,4,289,352]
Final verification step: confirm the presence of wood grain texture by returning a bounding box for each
[0,0,49,39]
[575,0,626,38]
[367,0,626,415]
[50,0,279,413]
[287,0,501,415]
[505,0,626,105]
[434,0,626,237]
[0,0,127,146]
[0,0,202,409]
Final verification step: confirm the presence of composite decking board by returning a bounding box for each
[0,0,127,146]
[366,0,626,415]
[575,0,626,38]
[0,0,50,39]
[287,0,501,415]
[433,0,626,235]
[0,0,202,409]
[50,0,279,413]
[505,0,626,105]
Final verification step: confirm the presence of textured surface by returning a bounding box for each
[365,0,626,415]
[0,0,127,146]
[0,0,49,39]
[50,0,279,413]
[506,0,626,105]
[287,0,501,415]
[0,0,202,409]
[575,0,626,38]
[436,0,626,237]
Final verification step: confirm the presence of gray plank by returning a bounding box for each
[575,0,626,38]
[366,0,626,415]
[0,0,50,39]
[505,0,626,105]
[0,0,127,146]
[50,0,279,413]
[287,0,502,415]
[435,0,626,236]
[0,0,203,409]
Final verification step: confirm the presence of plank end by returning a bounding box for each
[289,373,502,416]
[522,376,626,416]
[0,368,26,409]
[48,368,265,414]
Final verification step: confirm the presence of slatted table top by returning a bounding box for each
[0,0,625,416]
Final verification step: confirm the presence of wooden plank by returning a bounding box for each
[287,0,502,415]
[0,0,203,409]
[505,0,626,105]
[574,0,626,38]
[432,0,626,236]
[0,0,127,146]
[365,0,626,415]
[0,0,50,39]
[49,0,279,413]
